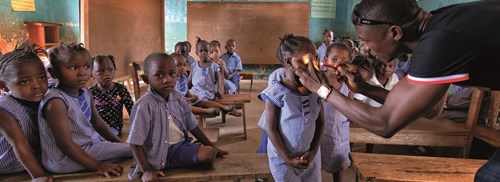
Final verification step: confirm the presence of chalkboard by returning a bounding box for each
[187,2,309,65]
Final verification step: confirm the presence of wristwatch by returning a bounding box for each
[317,84,332,100]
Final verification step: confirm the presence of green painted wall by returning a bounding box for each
[0,0,79,53]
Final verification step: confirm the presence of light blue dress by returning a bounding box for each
[259,80,322,182]
[189,61,219,100]
[321,83,351,173]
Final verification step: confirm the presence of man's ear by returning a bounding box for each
[0,80,8,92]
[141,74,149,84]
[390,25,403,42]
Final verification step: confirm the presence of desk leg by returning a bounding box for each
[243,103,247,140]
[250,77,253,92]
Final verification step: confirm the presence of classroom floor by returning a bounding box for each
[121,79,465,182]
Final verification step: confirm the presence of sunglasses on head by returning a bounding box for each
[351,10,398,26]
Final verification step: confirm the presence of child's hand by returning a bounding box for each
[96,162,123,178]
[31,176,54,182]
[217,59,225,66]
[298,150,316,167]
[215,92,223,99]
[285,157,308,169]
[189,95,198,102]
[227,73,234,80]
[141,170,165,182]
[215,147,229,158]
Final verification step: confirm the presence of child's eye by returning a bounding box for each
[170,72,177,77]
[19,80,30,85]
[69,66,77,70]
[39,76,47,81]
[156,73,164,77]
[107,68,114,72]
[84,65,92,69]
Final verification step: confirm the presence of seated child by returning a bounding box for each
[175,41,196,66]
[0,42,53,180]
[438,85,473,123]
[260,34,324,181]
[220,39,243,88]
[90,55,134,136]
[320,42,354,182]
[127,52,228,181]
[209,40,237,94]
[39,42,132,177]
[188,38,241,117]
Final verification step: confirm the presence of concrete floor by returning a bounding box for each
[122,79,465,182]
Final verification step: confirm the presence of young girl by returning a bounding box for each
[320,42,353,182]
[209,40,237,94]
[317,29,334,71]
[38,42,132,177]
[90,55,134,136]
[127,52,228,181]
[0,42,53,180]
[188,39,241,117]
[175,42,195,66]
[260,34,324,181]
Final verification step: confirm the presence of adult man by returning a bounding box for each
[293,0,500,181]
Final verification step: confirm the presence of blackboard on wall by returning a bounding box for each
[187,2,310,65]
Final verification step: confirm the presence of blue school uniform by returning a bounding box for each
[317,42,332,72]
[185,55,196,65]
[221,52,243,87]
[175,74,189,97]
[38,88,131,173]
[189,61,219,100]
[0,95,40,174]
[259,79,323,182]
[127,87,199,180]
[321,83,351,173]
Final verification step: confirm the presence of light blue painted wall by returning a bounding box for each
[0,0,79,52]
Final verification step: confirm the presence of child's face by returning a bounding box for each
[145,58,177,100]
[288,48,318,88]
[196,43,210,62]
[210,46,221,60]
[326,48,350,74]
[225,41,236,54]
[175,44,189,56]
[56,53,92,90]
[1,60,48,102]
[92,58,116,88]
[373,59,396,80]
[323,31,333,44]
[173,56,187,76]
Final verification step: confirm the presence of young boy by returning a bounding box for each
[220,39,243,88]
[127,52,228,181]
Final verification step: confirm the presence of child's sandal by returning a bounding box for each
[227,105,242,117]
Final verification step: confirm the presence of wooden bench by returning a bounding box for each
[239,71,256,92]
[350,88,486,158]
[351,152,486,182]
[0,154,271,182]
[213,94,251,140]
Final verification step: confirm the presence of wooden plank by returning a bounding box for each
[188,127,219,144]
[351,152,486,182]
[214,94,251,104]
[0,154,271,182]
[475,125,500,148]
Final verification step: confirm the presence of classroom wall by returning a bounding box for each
[86,0,164,78]
[0,0,79,54]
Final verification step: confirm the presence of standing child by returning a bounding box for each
[127,52,228,181]
[90,55,134,136]
[320,42,353,182]
[210,40,238,94]
[317,29,334,71]
[188,39,241,117]
[221,39,243,88]
[260,34,324,182]
[39,42,132,177]
[0,42,53,180]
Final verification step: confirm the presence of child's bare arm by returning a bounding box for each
[0,111,51,179]
[265,101,306,169]
[190,126,228,157]
[90,98,121,142]
[187,70,193,89]
[44,99,123,177]
[130,144,165,181]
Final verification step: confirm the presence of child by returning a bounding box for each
[317,29,334,71]
[90,55,134,136]
[127,52,228,181]
[0,42,53,180]
[353,58,399,107]
[221,39,243,88]
[183,41,196,64]
[175,42,196,66]
[320,42,353,182]
[38,42,132,177]
[210,40,238,94]
[188,39,241,117]
[260,34,324,181]
[172,53,223,115]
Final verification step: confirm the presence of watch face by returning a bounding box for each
[318,86,330,99]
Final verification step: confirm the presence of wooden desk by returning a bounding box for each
[350,117,471,157]
[351,152,486,182]
[214,94,251,140]
[0,154,272,182]
[188,127,220,144]
[239,71,256,92]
